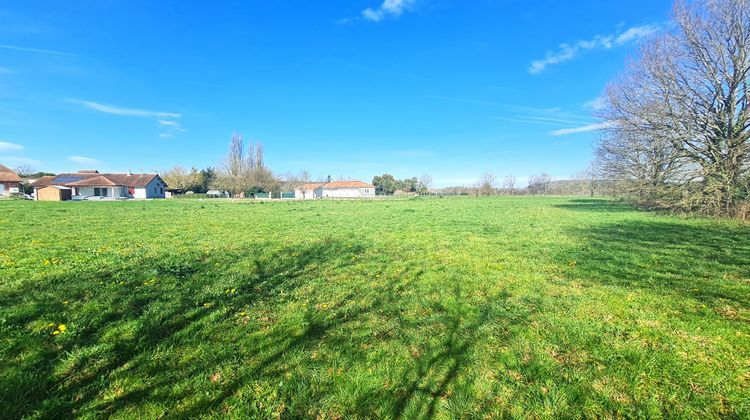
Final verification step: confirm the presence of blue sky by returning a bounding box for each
[0,0,671,187]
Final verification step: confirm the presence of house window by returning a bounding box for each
[154,187,157,194]
[160,187,164,194]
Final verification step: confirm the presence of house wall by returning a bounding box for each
[294,188,316,200]
[136,177,167,199]
[319,187,375,198]
[76,186,129,198]
[0,182,21,196]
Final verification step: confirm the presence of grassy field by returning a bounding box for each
[0,197,748,418]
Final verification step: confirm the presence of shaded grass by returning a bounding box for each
[0,197,748,418]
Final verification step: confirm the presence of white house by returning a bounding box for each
[31,170,168,201]
[295,180,376,199]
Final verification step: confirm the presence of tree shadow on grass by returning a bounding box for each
[0,238,367,418]
[350,284,531,419]
[560,220,750,308]
[553,198,636,213]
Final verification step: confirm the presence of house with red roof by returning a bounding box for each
[294,180,376,199]
[31,170,168,201]
[0,164,22,197]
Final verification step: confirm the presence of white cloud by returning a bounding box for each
[0,141,23,152]
[71,99,181,119]
[583,97,607,111]
[159,133,174,139]
[0,44,74,56]
[158,119,187,132]
[68,155,101,165]
[0,156,43,167]
[362,0,416,22]
[529,24,660,74]
[550,122,611,136]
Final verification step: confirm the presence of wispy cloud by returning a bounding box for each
[0,141,23,152]
[583,96,607,111]
[158,119,187,131]
[0,44,74,57]
[361,0,416,22]
[529,24,660,74]
[550,122,611,136]
[68,155,101,165]
[70,99,186,138]
[429,95,600,130]
[0,156,43,167]
[490,116,592,127]
[71,99,180,119]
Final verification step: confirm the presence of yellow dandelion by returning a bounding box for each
[63,301,69,305]
[52,330,60,335]
[58,324,67,331]
[47,323,55,327]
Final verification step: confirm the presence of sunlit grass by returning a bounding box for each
[0,197,748,418]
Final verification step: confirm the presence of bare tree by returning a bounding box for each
[502,174,517,195]
[419,173,433,191]
[528,173,552,195]
[224,134,245,177]
[478,172,496,196]
[601,0,750,215]
[216,134,277,196]
[14,165,36,177]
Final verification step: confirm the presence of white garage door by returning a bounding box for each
[0,184,5,196]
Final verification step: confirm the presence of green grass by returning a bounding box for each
[0,197,748,418]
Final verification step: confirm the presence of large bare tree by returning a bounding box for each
[601,0,750,214]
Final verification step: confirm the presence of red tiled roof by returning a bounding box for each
[298,182,326,190]
[68,175,118,187]
[322,180,374,189]
[0,164,21,182]
[34,172,165,188]
[30,175,56,187]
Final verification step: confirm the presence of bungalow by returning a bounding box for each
[0,164,22,197]
[31,170,168,201]
[294,180,376,199]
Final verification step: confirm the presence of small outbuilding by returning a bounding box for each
[36,185,72,201]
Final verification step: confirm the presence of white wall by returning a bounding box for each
[140,177,167,199]
[76,186,128,198]
[294,188,316,200]
[319,187,375,198]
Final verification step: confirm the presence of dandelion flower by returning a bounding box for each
[52,330,60,335]
[58,324,67,331]
[47,323,55,327]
